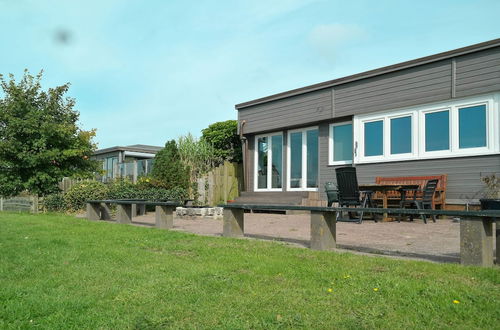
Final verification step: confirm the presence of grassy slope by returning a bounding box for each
[0,213,499,329]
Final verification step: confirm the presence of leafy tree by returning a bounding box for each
[201,120,242,163]
[0,70,97,197]
[151,140,190,190]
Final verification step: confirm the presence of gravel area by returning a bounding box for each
[110,212,464,263]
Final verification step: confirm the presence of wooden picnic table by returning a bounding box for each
[359,184,420,221]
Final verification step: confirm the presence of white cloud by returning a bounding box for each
[309,23,366,60]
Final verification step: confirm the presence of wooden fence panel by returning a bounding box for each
[196,162,243,206]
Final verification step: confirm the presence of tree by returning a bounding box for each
[201,120,242,163]
[151,140,190,190]
[0,70,97,197]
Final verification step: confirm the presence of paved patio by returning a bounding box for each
[114,212,463,263]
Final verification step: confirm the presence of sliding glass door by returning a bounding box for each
[255,133,283,191]
[287,127,318,190]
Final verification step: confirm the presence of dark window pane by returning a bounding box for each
[425,111,449,151]
[306,129,318,188]
[257,137,268,189]
[333,124,353,161]
[290,132,302,188]
[459,105,486,149]
[271,135,282,188]
[364,121,383,156]
[390,116,412,154]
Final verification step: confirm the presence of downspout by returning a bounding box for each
[239,120,247,191]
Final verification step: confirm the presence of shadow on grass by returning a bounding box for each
[244,233,460,264]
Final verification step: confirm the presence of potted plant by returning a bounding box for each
[479,174,500,210]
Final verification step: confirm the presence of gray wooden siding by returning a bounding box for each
[334,60,452,116]
[239,89,333,134]
[455,47,500,98]
[240,46,500,201]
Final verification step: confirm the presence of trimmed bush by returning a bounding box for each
[107,179,138,200]
[64,181,109,211]
[43,193,67,212]
[135,186,188,202]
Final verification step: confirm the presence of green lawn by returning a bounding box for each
[0,213,499,329]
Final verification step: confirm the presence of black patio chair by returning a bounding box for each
[335,166,376,223]
[324,182,339,207]
[399,179,438,224]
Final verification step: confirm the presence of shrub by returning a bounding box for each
[201,120,242,163]
[134,177,188,202]
[151,140,190,190]
[107,179,138,200]
[43,193,67,212]
[135,186,188,202]
[64,181,109,211]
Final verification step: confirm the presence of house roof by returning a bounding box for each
[93,144,163,156]
[235,38,500,110]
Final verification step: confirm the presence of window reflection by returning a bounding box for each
[306,129,318,188]
[271,135,282,188]
[257,137,268,189]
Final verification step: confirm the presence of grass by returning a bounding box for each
[0,213,499,329]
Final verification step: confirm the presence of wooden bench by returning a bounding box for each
[222,203,500,267]
[374,174,448,209]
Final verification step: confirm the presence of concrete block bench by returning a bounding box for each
[86,200,182,229]
[221,204,500,267]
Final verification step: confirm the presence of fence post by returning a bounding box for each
[32,196,39,213]
[0,197,3,211]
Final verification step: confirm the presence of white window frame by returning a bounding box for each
[453,100,492,154]
[387,112,418,159]
[419,107,453,157]
[328,121,353,165]
[254,132,283,192]
[353,93,499,164]
[287,126,319,191]
[359,117,385,162]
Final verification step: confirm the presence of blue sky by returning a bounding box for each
[1,0,499,149]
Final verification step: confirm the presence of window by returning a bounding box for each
[353,93,498,164]
[254,133,283,191]
[390,116,412,154]
[105,157,118,179]
[289,132,302,188]
[458,104,486,149]
[424,110,450,152]
[329,122,353,165]
[287,127,318,190]
[364,120,384,157]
